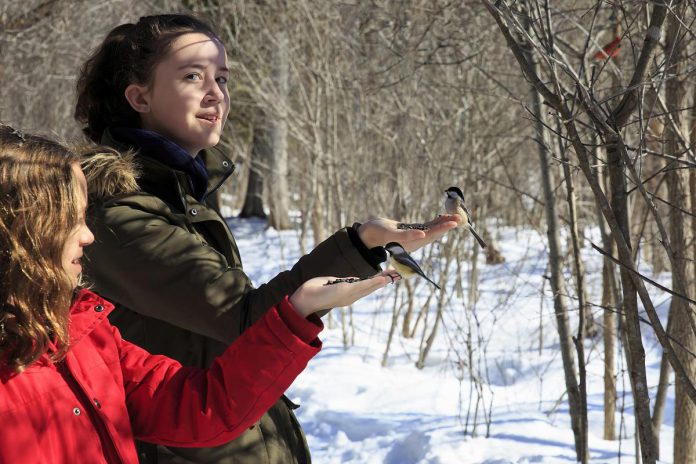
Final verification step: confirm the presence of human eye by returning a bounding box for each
[216,75,228,85]
[185,73,202,81]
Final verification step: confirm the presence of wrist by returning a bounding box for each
[356,222,377,249]
[350,223,387,267]
[289,293,313,318]
[279,296,323,342]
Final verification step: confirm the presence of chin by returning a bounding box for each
[210,132,222,144]
[202,137,221,151]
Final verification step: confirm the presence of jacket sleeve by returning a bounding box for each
[246,224,383,326]
[122,297,322,447]
[86,199,380,344]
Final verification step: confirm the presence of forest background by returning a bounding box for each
[2,1,695,463]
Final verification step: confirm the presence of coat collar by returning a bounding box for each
[69,289,114,345]
[110,128,209,201]
[100,128,235,209]
[0,290,113,379]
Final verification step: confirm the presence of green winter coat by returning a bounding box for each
[81,130,383,464]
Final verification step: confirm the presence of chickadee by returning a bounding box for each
[444,186,487,249]
[384,242,441,290]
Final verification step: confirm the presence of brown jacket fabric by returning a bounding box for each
[81,130,383,463]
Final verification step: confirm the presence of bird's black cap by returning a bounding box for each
[445,186,464,197]
[385,242,405,253]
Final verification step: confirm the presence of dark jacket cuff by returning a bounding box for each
[277,296,324,343]
[348,223,387,268]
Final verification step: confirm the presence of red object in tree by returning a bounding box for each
[594,36,621,60]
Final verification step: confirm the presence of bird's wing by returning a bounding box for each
[461,202,475,227]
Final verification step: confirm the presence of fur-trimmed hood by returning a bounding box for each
[77,127,236,205]
[77,145,140,202]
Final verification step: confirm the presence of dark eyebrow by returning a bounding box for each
[178,63,230,73]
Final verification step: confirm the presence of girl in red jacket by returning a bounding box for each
[0,124,399,463]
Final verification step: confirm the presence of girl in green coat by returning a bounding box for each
[75,14,460,464]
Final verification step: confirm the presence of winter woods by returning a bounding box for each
[2,0,696,461]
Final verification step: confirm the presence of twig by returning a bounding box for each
[590,243,696,307]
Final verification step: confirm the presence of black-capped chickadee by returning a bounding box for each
[444,186,487,249]
[385,242,441,290]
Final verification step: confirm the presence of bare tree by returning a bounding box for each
[482,1,696,462]
[522,10,585,458]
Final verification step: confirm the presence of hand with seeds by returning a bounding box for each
[290,271,401,317]
[357,215,461,252]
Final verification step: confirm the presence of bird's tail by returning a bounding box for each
[422,273,441,290]
[468,225,488,248]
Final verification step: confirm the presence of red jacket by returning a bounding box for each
[0,289,322,463]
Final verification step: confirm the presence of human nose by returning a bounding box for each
[81,225,95,247]
[205,79,225,103]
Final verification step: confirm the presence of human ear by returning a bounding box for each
[124,84,151,114]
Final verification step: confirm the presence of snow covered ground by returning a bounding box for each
[227,216,674,463]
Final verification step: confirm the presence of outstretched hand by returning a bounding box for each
[357,215,462,252]
[290,271,401,317]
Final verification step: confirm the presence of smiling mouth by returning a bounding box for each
[197,114,220,123]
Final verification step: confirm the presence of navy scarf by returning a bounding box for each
[111,127,209,201]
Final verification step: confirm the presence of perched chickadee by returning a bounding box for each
[384,242,441,290]
[444,186,487,249]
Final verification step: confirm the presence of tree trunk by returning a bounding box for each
[558,136,589,462]
[401,279,415,338]
[606,135,656,462]
[602,254,617,440]
[310,175,327,246]
[651,317,672,458]
[665,6,696,461]
[267,31,291,230]
[599,27,656,460]
[524,34,584,461]
[596,149,618,441]
[239,114,268,219]
[382,288,403,367]
[415,246,449,369]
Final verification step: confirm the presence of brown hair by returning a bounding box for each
[74,14,222,143]
[0,125,81,373]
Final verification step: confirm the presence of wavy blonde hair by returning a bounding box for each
[0,125,81,373]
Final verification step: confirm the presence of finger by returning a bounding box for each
[427,224,457,236]
[428,218,460,230]
[402,228,454,252]
[359,274,392,291]
[444,213,464,224]
[334,280,386,306]
[377,270,401,280]
[332,275,389,294]
[359,273,396,292]
[385,271,401,284]
[356,277,391,298]
[426,214,462,227]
